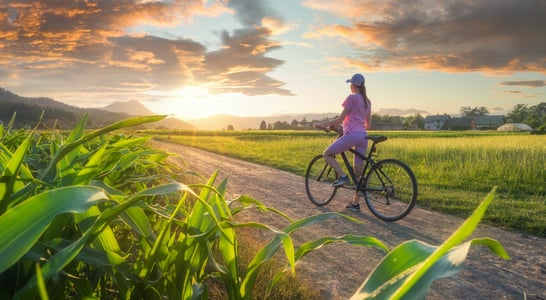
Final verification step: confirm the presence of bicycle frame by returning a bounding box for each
[336,137,386,193]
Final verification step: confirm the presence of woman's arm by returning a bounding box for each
[314,106,349,129]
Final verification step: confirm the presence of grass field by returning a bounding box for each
[149,129,546,236]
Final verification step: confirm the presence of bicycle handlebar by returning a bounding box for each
[315,125,343,135]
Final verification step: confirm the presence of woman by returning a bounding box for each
[313,73,372,211]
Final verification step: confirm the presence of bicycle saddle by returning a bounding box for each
[366,135,388,143]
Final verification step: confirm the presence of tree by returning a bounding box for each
[527,102,546,130]
[459,106,489,117]
[226,124,234,130]
[259,120,267,130]
[291,119,299,128]
[404,113,425,130]
[504,102,545,133]
[506,104,529,123]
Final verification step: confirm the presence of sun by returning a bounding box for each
[145,87,253,120]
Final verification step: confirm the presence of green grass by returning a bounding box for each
[151,130,546,236]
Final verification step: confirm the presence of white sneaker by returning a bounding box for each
[332,175,350,187]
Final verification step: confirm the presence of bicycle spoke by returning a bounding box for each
[364,159,417,221]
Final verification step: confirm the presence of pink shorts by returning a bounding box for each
[324,131,368,166]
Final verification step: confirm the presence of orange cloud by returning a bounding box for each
[304,0,546,74]
[0,0,292,102]
[500,80,546,88]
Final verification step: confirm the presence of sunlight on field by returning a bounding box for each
[151,130,546,235]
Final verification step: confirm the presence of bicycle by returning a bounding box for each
[305,127,418,221]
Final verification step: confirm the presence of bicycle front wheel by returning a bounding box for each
[305,154,337,206]
[364,159,417,221]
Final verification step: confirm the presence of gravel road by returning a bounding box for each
[150,140,545,300]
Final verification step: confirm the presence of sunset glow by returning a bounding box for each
[0,0,544,120]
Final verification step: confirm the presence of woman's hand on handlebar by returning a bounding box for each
[313,123,330,132]
[314,123,340,133]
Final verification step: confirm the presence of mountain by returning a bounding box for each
[188,113,337,130]
[0,88,196,130]
[101,100,196,130]
[153,116,197,130]
[103,100,155,116]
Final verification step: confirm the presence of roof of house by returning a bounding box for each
[475,115,504,125]
[424,114,450,122]
[443,117,474,128]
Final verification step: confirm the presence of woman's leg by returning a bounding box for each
[350,133,368,205]
[323,135,354,176]
[352,135,369,180]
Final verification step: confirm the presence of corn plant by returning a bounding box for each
[0,114,388,299]
[351,188,510,299]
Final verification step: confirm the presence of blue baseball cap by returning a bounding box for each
[346,73,365,86]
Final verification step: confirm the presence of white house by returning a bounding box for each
[424,114,450,130]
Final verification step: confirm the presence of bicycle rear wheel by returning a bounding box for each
[305,154,337,206]
[364,159,417,221]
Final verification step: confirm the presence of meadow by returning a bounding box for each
[151,130,546,236]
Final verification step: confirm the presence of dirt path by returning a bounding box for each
[151,140,545,300]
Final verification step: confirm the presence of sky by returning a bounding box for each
[1,0,545,120]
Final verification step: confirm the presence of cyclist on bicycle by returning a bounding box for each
[313,73,372,211]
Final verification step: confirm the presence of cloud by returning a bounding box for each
[500,80,546,88]
[375,108,428,116]
[197,27,293,96]
[197,0,294,96]
[304,0,546,74]
[0,0,292,104]
[500,90,540,99]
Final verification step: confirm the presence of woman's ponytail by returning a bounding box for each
[359,85,369,109]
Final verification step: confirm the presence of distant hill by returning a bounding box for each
[0,88,196,130]
[101,100,197,130]
[188,113,337,130]
[103,100,155,116]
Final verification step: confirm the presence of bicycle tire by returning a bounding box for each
[363,158,417,221]
[305,154,338,206]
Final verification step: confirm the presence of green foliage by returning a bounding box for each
[351,188,509,299]
[0,115,388,299]
[459,106,489,117]
[506,102,546,132]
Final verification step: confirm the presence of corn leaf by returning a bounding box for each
[0,130,33,212]
[295,235,389,260]
[58,115,88,185]
[38,115,166,182]
[0,186,108,273]
[351,188,510,299]
[241,212,362,299]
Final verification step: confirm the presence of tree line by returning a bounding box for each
[241,103,545,132]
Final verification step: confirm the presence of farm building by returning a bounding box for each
[475,115,505,129]
[372,120,404,130]
[497,123,533,132]
[442,117,475,130]
[424,114,450,130]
